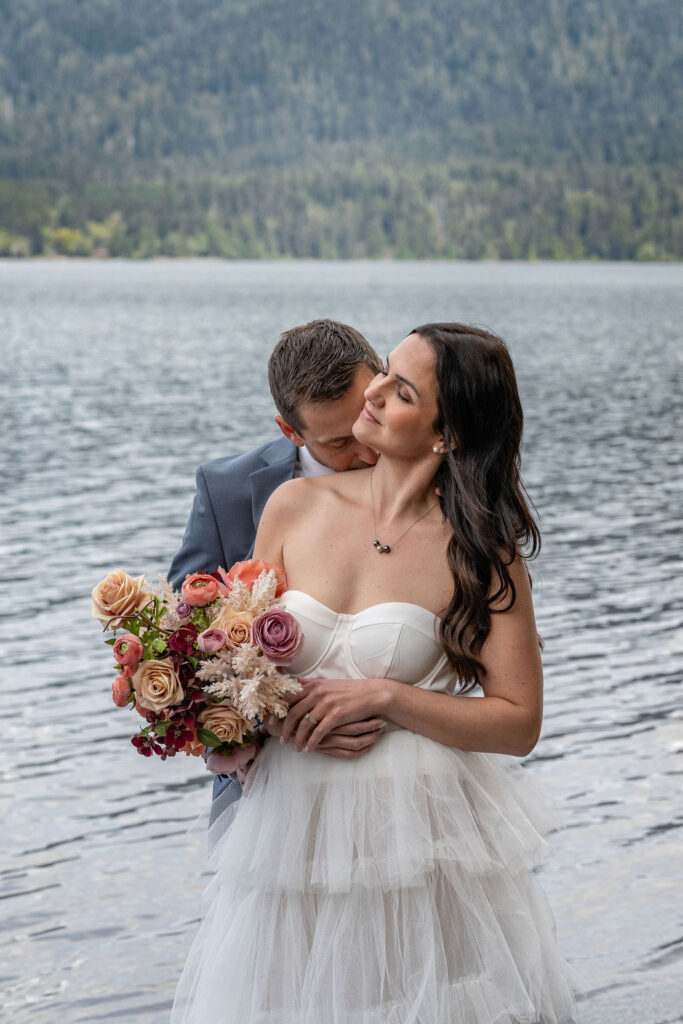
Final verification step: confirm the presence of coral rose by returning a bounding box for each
[252,608,302,664]
[198,702,250,746]
[112,674,133,707]
[218,559,287,598]
[181,573,220,607]
[179,727,206,757]
[132,657,184,712]
[210,604,253,649]
[92,570,151,629]
[113,633,144,666]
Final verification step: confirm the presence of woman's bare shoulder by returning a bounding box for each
[265,475,332,513]
[269,469,370,510]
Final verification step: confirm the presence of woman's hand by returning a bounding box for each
[278,677,392,753]
[265,712,386,758]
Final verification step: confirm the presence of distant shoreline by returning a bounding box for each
[1,254,680,263]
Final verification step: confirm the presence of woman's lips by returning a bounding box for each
[361,406,380,424]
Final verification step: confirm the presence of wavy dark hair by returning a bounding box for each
[413,323,541,691]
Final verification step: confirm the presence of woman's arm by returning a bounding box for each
[253,478,388,760]
[283,556,543,758]
[252,478,302,565]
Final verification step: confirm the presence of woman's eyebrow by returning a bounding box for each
[386,355,420,396]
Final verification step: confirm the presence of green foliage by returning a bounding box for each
[1,160,680,259]
[0,1,680,258]
[198,728,223,749]
[0,0,680,179]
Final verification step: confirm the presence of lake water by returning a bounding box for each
[1,259,681,1023]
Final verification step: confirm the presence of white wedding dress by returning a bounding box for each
[170,591,580,1023]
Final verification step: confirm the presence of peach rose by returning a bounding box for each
[210,604,254,649]
[198,702,250,746]
[181,573,220,607]
[112,674,133,707]
[92,570,151,629]
[218,559,287,598]
[132,657,184,712]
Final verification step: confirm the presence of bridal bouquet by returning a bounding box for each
[92,559,303,760]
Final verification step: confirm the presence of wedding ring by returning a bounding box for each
[304,713,319,726]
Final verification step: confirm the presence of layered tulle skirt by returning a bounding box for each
[171,729,580,1023]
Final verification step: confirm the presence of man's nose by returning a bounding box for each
[354,441,379,466]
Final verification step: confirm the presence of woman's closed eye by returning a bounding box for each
[379,367,410,403]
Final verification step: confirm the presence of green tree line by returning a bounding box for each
[1,160,680,260]
[1,0,681,181]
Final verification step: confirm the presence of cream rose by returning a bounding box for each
[132,658,184,712]
[198,702,250,746]
[210,604,254,649]
[92,569,151,629]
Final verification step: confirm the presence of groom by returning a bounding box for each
[169,319,383,808]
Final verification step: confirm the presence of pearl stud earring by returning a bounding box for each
[432,445,441,453]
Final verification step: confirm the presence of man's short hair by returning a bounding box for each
[268,319,382,433]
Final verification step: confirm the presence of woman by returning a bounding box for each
[171,323,579,1023]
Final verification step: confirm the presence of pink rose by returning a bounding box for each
[197,627,228,652]
[206,745,260,774]
[252,609,302,664]
[181,573,220,607]
[112,674,132,707]
[113,633,144,666]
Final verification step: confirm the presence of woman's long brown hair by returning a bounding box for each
[414,323,541,691]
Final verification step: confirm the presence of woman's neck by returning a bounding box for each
[368,457,440,524]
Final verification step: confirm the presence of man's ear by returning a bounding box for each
[274,414,305,448]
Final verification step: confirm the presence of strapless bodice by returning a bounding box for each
[281,589,460,695]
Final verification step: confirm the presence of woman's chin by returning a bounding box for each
[352,416,378,444]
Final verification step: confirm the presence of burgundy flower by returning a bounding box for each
[168,624,198,656]
[176,600,192,619]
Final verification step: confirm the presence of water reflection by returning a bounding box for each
[1,260,681,1022]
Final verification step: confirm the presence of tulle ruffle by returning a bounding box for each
[172,731,580,1023]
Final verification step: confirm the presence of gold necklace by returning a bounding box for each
[369,469,439,554]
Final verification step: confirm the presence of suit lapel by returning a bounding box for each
[250,438,298,531]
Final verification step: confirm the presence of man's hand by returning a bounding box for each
[275,676,390,754]
[206,742,262,787]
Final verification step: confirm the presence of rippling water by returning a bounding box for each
[1,260,681,1023]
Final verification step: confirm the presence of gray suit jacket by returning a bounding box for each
[168,436,298,808]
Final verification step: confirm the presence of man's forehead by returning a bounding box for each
[299,398,362,439]
[296,363,375,439]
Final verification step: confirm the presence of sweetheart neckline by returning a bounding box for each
[283,589,442,623]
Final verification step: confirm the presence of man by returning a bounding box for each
[169,319,384,808]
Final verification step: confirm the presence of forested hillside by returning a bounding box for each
[1,0,681,258]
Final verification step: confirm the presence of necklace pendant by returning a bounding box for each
[373,540,391,554]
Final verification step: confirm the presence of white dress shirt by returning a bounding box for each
[295,446,335,479]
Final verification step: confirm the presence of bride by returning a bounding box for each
[171,323,579,1023]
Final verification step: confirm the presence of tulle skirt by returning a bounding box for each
[171,729,580,1023]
